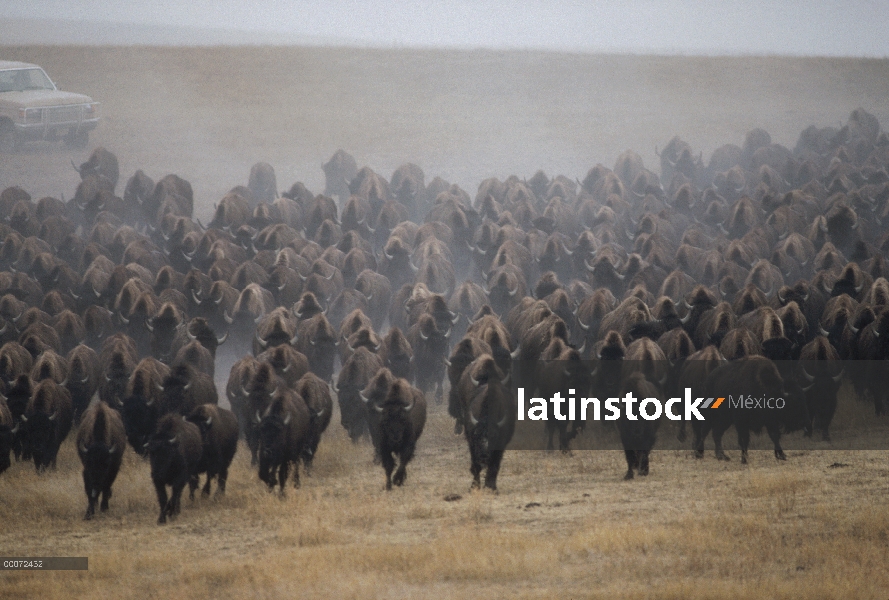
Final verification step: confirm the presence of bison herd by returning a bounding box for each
[0,107,888,521]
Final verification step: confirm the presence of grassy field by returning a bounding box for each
[1,45,888,598]
[1,385,888,599]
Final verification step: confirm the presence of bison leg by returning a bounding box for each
[558,423,572,454]
[202,473,213,497]
[691,421,706,458]
[736,427,750,465]
[484,450,504,491]
[469,451,482,489]
[189,475,199,501]
[100,485,112,512]
[393,444,415,487]
[623,450,636,480]
[154,481,169,525]
[767,426,786,461]
[638,451,650,476]
[712,424,731,461]
[170,480,186,518]
[83,475,97,520]
[381,451,396,491]
[217,468,228,496]
[448,390,463,434]
[291,461,300,489]
[277,461,289,494]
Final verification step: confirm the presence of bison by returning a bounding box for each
[76,401,127,519]
[147,413,203,524]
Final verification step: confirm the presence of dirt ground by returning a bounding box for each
[1,46,889,598]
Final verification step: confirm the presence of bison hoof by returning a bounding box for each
[776,452,787,461]
[83,511,94,521]
[623,471,634,481]
[717,453,731,462]
[740,456,748,465]
[454,422,463,435]
[694,450,704,459]
[393,472,406,487]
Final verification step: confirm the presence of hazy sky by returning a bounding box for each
[2,0,888,56]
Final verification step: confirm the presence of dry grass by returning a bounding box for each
[2,399,888,599]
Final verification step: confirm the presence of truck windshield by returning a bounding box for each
[0,68,55,92]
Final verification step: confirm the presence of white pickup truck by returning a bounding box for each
[0,60,99,152]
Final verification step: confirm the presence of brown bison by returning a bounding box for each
[76,401,127,519]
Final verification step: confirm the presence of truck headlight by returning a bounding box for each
[19,108,43,123]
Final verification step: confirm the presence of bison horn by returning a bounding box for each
[577,317,590,331]
[443,357,452,367]
[223,310,233,324]
[20,414,27,423]
[777,289,786,303]
[819,324,830,337]
[254,313,265,324]
[289,334,298,345]
[119,312,130,325]
[584,258,596,272]
[510,345,521,359]
[384,249,394,260]
[403,398,415,413]
[147,396,155,406]
[48,411,58,422]
[145,319,154,332]
[108,444,116,454]
[183,382,191,391]
[832,371,844,383]
[420,331,428,341]
[168,435,178,445]
[191,290,202,304]
[213,294,223,305]
[800,382,815,393]
[470,412,479,426]
[187,329,197,341]
[450,311,460,324]
[801,367,815,382]
[217,332,228,345]
[874,328,880,339]
[855,284,862,293]
[359,391,370,404]
[508,283,518,297]
[81,375,89,383]
[373,402,384,413]
[80,442,88,453]
[470,375,480,387]
[255,334,268,349]
[254,410,262,424]
[679,312,692,325]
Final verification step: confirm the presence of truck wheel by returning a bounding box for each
[64,129,88,150]
[0,121,17,153]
